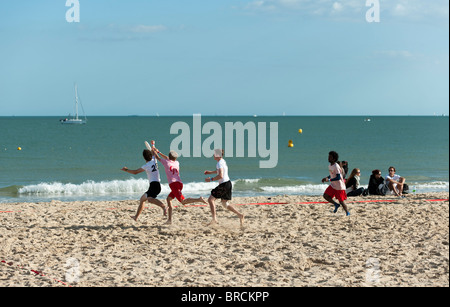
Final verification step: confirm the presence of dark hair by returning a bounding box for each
[389,166,396,172]
[341,160,348,175]
[143,149,153,162]
[329,151,339,162]
[372,169,381,175]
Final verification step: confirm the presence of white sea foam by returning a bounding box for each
[17,178,217,197]
[16,179,449,199]
[238,179,261,184]
[260,184,329,195]
[409,181,449,193]
[19,179,147,196]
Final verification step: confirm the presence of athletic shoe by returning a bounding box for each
[333,204,340,213]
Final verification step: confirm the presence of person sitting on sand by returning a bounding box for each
[368,169,386,195]
[385,166,406,197]
[346,168,366,196]
[204,149,245,227]
[121,149,166,221]
[152,147,207,225]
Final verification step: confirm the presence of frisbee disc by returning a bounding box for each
[144,141,152,151]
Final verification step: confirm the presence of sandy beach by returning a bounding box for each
[0,192,448,287]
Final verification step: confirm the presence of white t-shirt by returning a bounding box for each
[385,174,401,192]
[216,159,230,184]
[141,158,161,183]
[385,174,401,182]
[329,163,346,191]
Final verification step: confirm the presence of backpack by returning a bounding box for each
[403,183,409,194]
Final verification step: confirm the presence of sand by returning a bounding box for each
[0,192,448,287]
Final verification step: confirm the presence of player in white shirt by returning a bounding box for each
[321,151,350,216]
[121,149,166,221]
[204,149,245,227]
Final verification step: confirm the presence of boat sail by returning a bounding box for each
[60,83,87,124]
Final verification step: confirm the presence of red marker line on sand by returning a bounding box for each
[1,260,71,287]
[237,202,288,206]
[296,199,449,205]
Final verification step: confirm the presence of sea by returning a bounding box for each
[0,116,448,203]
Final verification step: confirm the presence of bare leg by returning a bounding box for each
[181,197,208,206]
[389,182,400,196]
[397,178,405,196]
[339,200,349,216]
[165,196,173,225]
[223,200,245,227]
[148,197,167,216]
[323,193,340,213]
[132,194,147,221]
[323,193,334,204]
[208,195,218,225]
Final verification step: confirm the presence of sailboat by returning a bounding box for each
[60,83,87,125]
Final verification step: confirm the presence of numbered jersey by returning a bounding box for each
[160,158,182,184]
[141,157,161,183]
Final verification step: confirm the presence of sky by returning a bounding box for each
[0,0,448,116]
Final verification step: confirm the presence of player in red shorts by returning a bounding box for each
[152,147,207,225]
[322,151,350,216]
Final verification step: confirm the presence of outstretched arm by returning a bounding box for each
[121,167,145,175]
[152,148,165,161]
[153,147,168,161]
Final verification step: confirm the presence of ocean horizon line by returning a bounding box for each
[1,114,448,118]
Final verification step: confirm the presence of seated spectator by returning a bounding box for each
[346,168,366,196]
[385,166,406,197]
[368,169,386,195]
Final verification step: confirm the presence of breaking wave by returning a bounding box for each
[10,178,448,200]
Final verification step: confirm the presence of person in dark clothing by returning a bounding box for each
[368,169,386,195]
[341,161,349,179]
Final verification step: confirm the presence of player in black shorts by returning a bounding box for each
[121,149,166,221]
[204,149,244,227]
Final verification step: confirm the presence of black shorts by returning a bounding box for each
[211,181,232,200]
[145,181,161,199]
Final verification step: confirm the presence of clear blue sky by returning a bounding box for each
[0,0,448,116]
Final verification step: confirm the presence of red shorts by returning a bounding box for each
[168,182,185,202]
[325,185,347,202]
